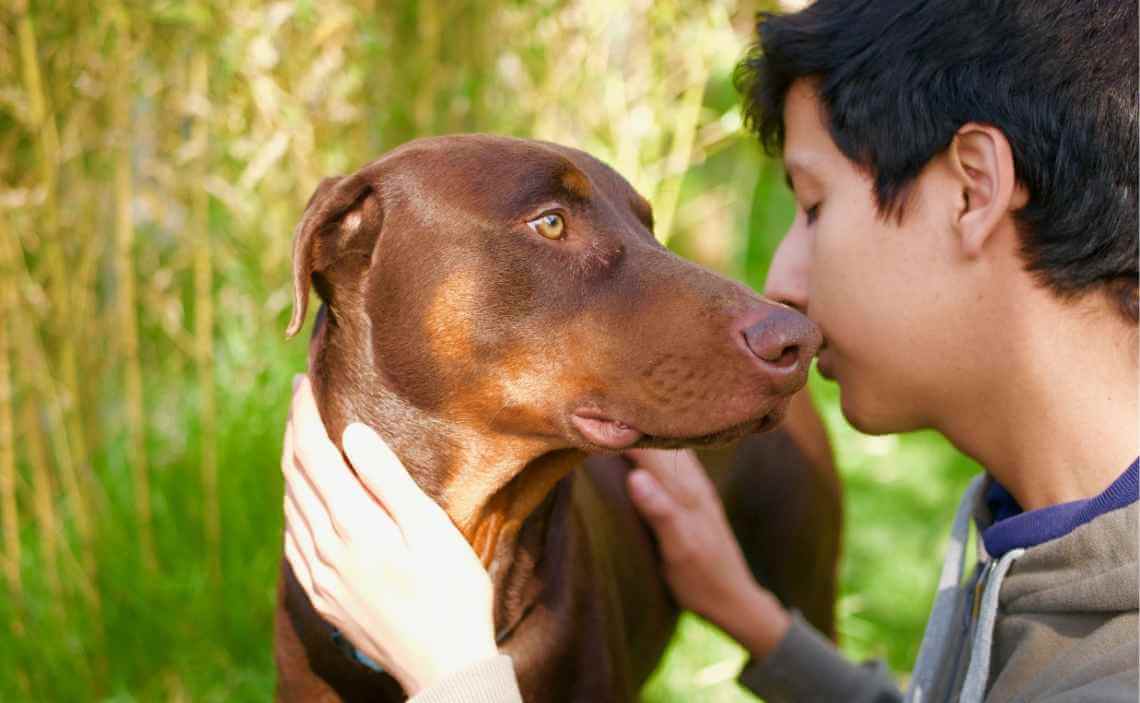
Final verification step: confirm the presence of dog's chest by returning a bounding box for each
[498,469,673,703]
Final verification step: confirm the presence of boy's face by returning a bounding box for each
[765,81,985,434]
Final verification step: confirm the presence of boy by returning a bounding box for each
[281,0,1138,700]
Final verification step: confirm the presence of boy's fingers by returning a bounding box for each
[284,530,316,599]
[342,422,445,540]
[284,499,318,578]
[623,449,709,506]
[284,439,404,564]
[286,373,307,424]
[627,469,681,527]
[287,379,383,535]
[628,469,705,563]
[285,477,341,563]
[290,378,345,480]
[283,434,354,541]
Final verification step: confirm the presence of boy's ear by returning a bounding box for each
[947,123,1028,257]
[286,172,383,338]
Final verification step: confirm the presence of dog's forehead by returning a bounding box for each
[379,135,650,222]
[525,141,655,231]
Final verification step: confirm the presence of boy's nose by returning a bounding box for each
[763,226,811,313]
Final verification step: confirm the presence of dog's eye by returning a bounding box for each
[528,212,565,240]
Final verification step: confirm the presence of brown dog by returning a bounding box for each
[275,134,842,702]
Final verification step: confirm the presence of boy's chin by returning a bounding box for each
[838,387,921,436]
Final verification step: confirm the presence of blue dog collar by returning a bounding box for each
[331,629,386,673]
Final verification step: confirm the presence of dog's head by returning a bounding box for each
[289,135,819,458]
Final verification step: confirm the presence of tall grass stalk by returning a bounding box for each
[0,218,22,636]
[191,50,221,584]
[651,59,709,245]
[23,402,60,606]
[112,10,156,574]
[15,0,99,585]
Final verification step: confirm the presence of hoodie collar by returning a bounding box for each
[981,458,1139,559]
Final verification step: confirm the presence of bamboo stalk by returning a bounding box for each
[16,0,98,584]
[8,239,101,612]
[23,398,100,689]
[652,56,709,246]
[190,51,220,583]
[8,265,106,691]
[112,11,156,573]
[413,0,441,132]
[14,332,100,615]
[20,382,100,696]
[0,218,23,638]
[23,400,61,605]
[16,4,49,143]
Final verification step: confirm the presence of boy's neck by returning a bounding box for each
[939,286,1137,511]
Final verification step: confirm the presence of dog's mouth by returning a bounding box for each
[570,403,786,451]
[569,411,644,449]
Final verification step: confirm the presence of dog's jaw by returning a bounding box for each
[308,305,584,626]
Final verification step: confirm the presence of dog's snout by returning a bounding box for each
[740,307,821,388]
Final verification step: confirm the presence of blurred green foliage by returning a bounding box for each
[0,1,979,700]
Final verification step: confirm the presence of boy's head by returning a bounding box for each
[737,0,1138,434]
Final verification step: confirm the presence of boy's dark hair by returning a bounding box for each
[736,0,1138,321]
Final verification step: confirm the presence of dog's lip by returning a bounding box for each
[570,399,788,451]
[570,410,644,450]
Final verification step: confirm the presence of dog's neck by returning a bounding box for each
[307,309,583,617]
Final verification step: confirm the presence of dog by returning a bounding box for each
[274,134,842,702]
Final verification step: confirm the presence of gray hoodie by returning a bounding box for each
[740,460,1139,702]
[409,461,1140,703]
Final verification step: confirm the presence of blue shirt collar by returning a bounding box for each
[981,458,1139,558]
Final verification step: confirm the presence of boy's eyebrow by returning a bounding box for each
[783,159,806,193]
[783,158,820,193]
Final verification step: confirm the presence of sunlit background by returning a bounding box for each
[0,0,978,700]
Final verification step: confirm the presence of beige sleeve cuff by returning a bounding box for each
[407,654,524,703]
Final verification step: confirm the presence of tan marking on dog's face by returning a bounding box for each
[492,356,555,416]
[560,169,592,200]
[423,268,480,369]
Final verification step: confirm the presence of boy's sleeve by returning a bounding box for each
[405,615,903,703]
[738,612,903,703]
[407,654,524,703]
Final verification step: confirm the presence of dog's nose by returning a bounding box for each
[741,306,821,390]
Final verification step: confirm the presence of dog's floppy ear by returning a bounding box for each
[286,172,383,337]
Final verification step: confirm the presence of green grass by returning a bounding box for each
[0,339,301,702]
[1,345,980,702]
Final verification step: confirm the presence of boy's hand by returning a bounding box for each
[623,448,791,659]
[282,376,498,694]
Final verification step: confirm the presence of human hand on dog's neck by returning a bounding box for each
[309,364,584,646]
[315,376,579,559]
[308,310,582,576]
